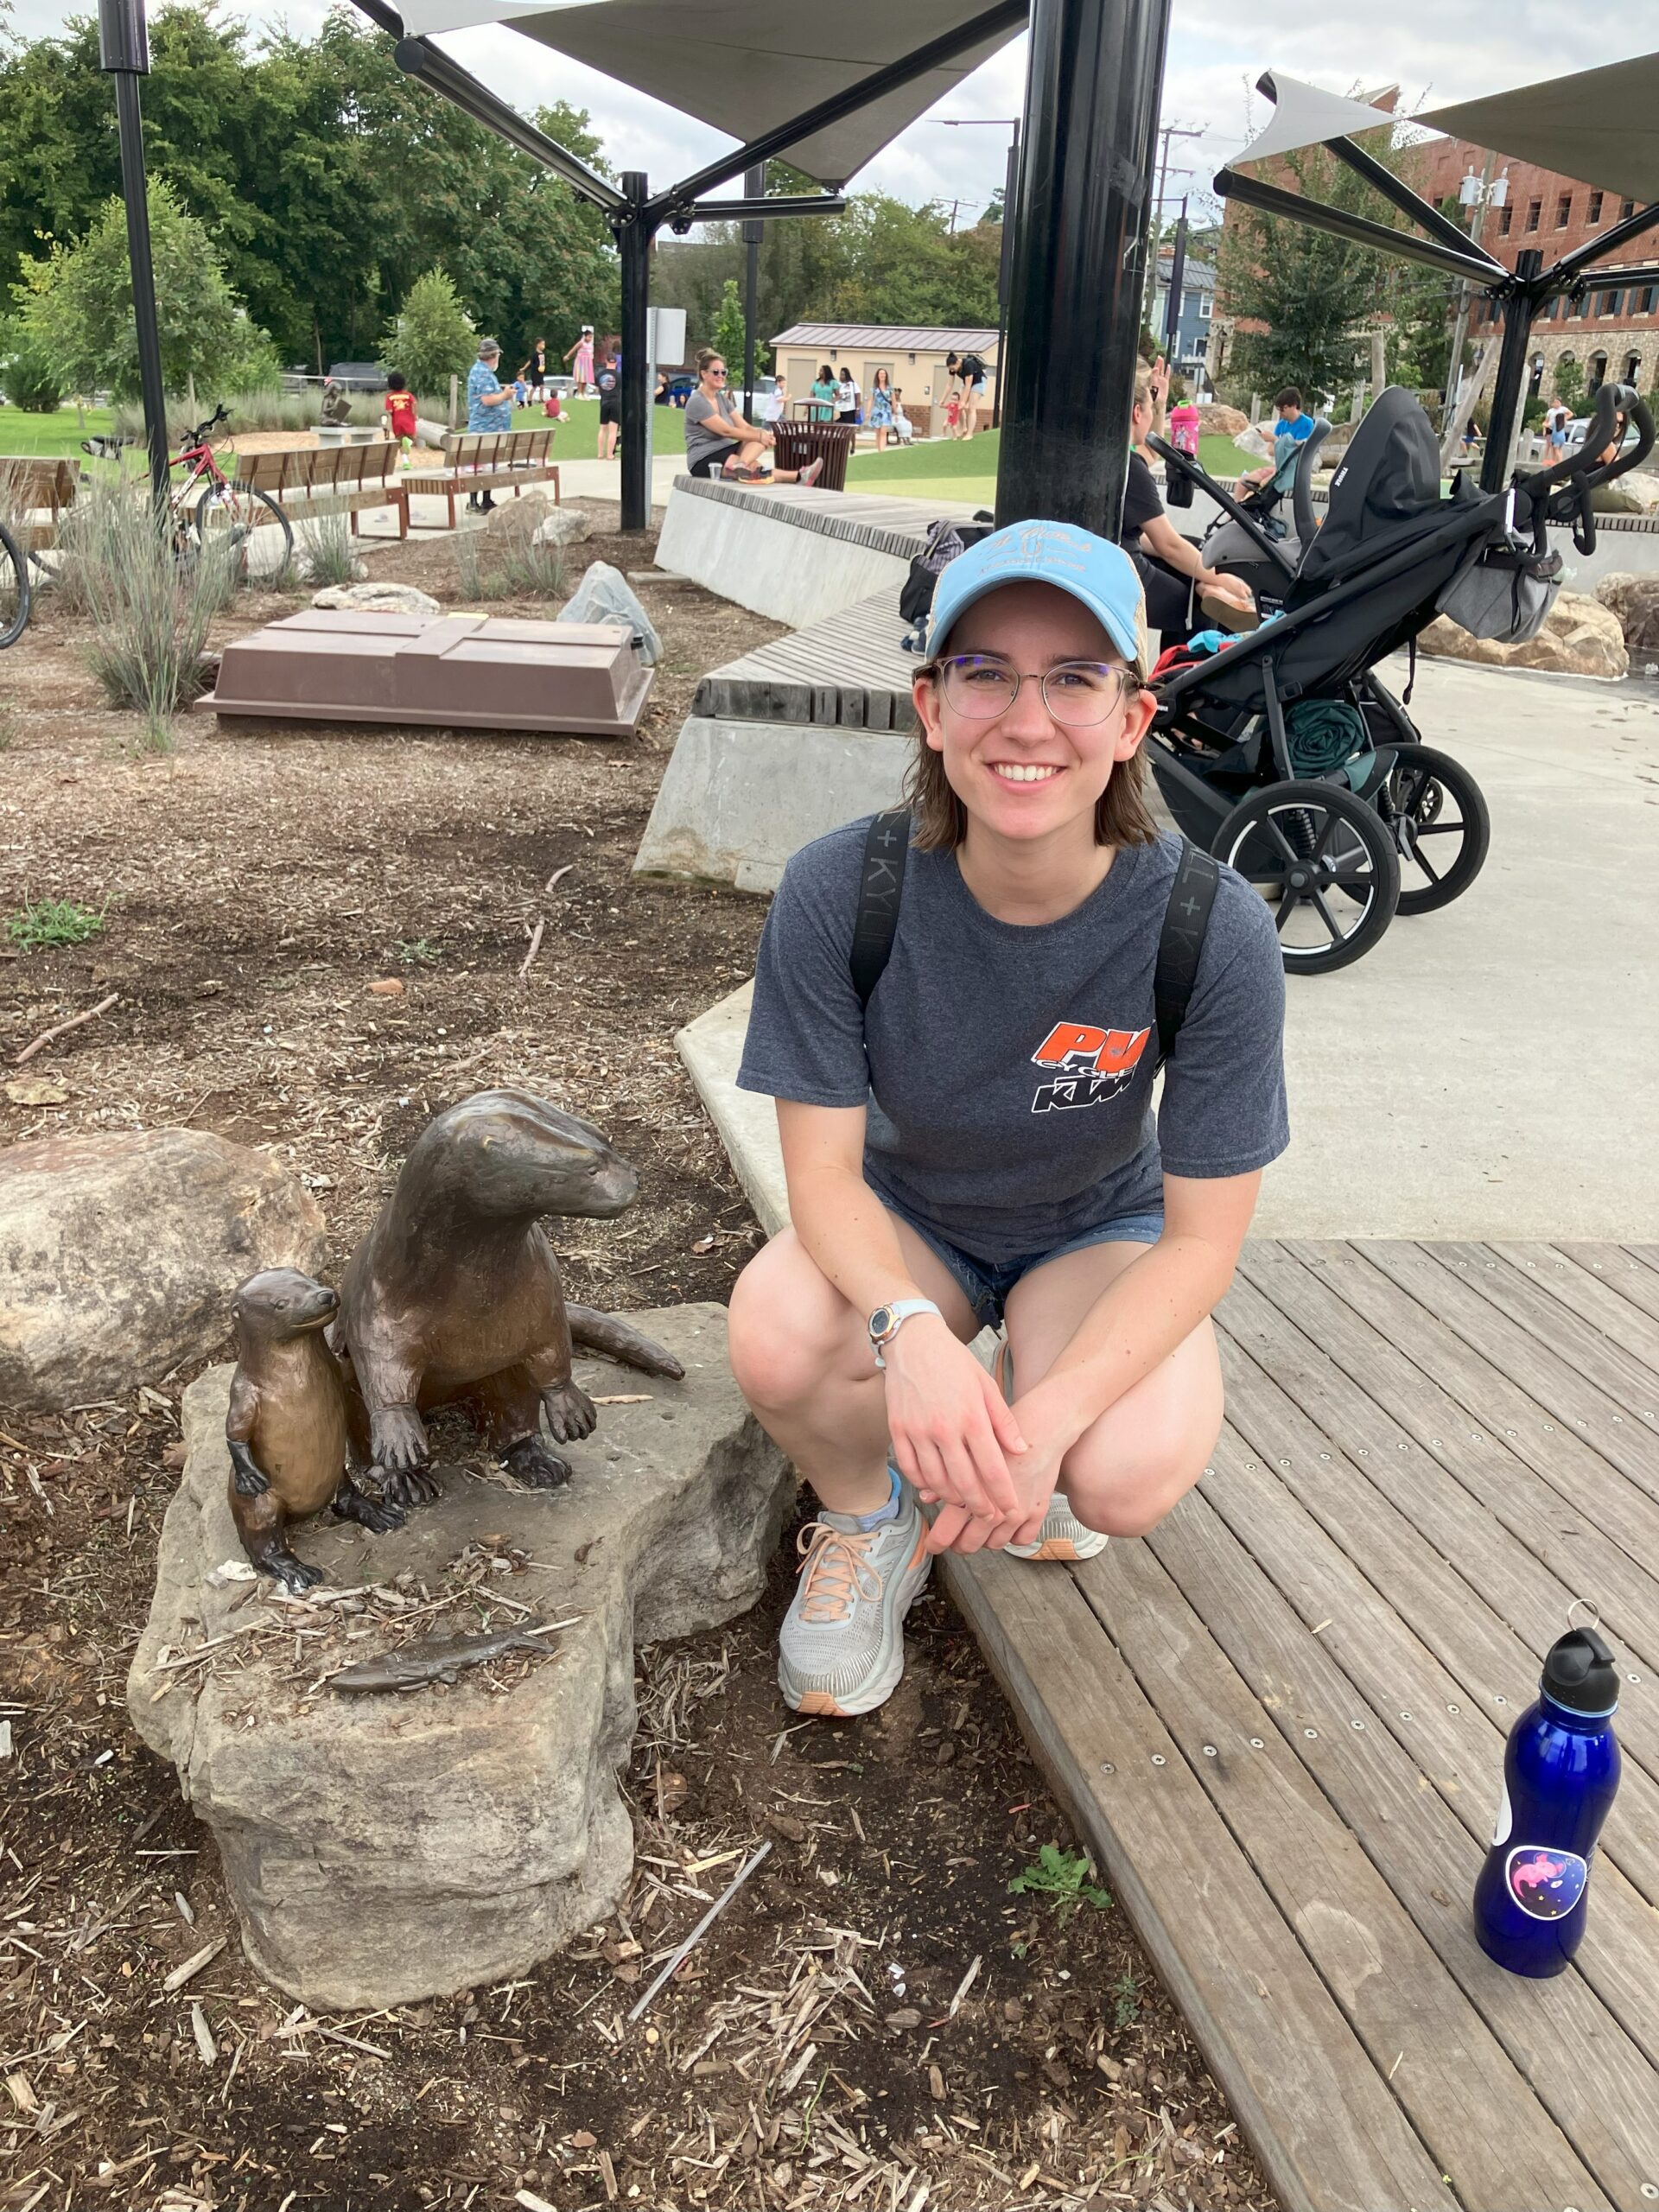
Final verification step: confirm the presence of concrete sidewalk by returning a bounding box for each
[679,654,1659,1243]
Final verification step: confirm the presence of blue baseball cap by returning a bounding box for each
[928,518,1151,676]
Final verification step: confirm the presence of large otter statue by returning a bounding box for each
[330,1090,684,1503]
[226,1268,404,1590]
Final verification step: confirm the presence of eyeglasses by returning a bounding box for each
[935,653,1139,727]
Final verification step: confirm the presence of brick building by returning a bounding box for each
[1414,141,1657,404]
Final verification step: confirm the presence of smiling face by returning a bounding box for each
[913,582,1155,850]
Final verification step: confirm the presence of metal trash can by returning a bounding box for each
[771,414,857,491]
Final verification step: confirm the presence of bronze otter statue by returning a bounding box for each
[330,1090,683,1503]
[226,1268,405,1590]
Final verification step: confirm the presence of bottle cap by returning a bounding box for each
[1541,1626,1619,1716]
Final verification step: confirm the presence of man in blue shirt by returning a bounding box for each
[465,338,513,512]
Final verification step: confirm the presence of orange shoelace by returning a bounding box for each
[793,1520,884,1624]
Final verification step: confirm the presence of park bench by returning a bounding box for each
[228,440,410,538]
[409,428,561,530]
[0,457,77,552]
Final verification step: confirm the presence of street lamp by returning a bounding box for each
[99,0,170,507]
[940,116,1020,424]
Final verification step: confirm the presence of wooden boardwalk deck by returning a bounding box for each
[943,1240,1659,2212]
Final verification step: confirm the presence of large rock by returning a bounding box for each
[485,490,590,548]
[312,582,441,617]
[558,560,663,665]
[0,1130,323,1409]
[1596,571,1659,652]
[126,1305,792,2010]
[1198,403,1248,437]
[1590,471,1659,517]
[1419,591,1629,680]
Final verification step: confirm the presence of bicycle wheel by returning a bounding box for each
[1377,741,1491,915]
[195,481,293,579]
[1214,779,1401,975]
[0,519,29,650]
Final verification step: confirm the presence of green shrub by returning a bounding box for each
[382,270,475,404]
[8,898,104,950]
[1007,1844,1113,1920]
[0,323,65,412]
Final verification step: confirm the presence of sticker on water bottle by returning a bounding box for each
[1505,1846,1589,1920]
[1490,1782,1512,1847]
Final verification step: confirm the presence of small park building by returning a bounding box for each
[770,323,1000,430]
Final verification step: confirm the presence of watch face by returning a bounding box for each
[869,1306,895,1342]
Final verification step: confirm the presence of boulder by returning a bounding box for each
[1590,472,1659,517]
[126,1305,793,2010]
[486,491,589,548]
[1198,403,1248,437]
[1420,591,1629,679]
[312,582,442,617]
[1595,571,1659,652]
[557,560,663,665]
[0,1129,323,1409]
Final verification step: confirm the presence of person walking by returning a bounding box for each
[809,365,840,423]
[594,349,622,461]
[524,337,548,397]
[563,324,596,395]
[868,367,895,450]
[682,349,824,486]
[465,338,513,512]
[727,518,1287,1717]
[836,366,861,425]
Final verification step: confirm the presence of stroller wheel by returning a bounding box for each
[1376,742,1491,915]
[1214,780,1400,976]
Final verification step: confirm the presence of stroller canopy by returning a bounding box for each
[1297,389,1450,589]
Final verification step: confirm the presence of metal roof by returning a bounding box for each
[771,323,1001,351]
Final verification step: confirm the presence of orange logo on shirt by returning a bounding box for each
[1029,1020,1150,1113]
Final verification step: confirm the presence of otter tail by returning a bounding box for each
[567,1304,685,1379]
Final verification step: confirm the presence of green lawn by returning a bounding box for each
[0,403,116,458]
[841,427,1249,514]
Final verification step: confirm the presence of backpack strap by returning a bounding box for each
[849,810,912,1009]
[1154,840,1220,1063]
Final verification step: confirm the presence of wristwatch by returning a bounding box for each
[868,1299,942,1370]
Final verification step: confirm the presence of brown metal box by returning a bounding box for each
[198,612,653,737]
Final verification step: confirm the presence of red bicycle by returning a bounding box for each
[172,404,293,575]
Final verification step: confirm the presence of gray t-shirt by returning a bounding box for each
[737,820,1288,1262]
[683,389,740,472]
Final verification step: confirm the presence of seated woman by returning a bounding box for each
[1124,361,1254,642]
[728,518,1288,1717]
[683,350,823,486]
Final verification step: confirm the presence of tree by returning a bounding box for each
[0,319,63,410]
[713,278,746,374]
[12,178,276,399]
[1554,354,1586,411]
[382,270,475,399]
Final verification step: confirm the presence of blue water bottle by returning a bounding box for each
[1473,1610,1621,1977]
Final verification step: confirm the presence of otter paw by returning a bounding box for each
[369,1403,430,1475]
[332,1481,407,1535]
[263,1550,325,1592]
[378,1462,443,1510]
[503,1435,571,1490]
[541,1381,597,1443]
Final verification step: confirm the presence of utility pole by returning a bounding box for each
[1163,194,1188,359]
[1442,149,1503,429]
[941,116,1021,424]
[1152,121,1204,259]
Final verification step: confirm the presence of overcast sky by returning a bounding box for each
[9,0,1641,225]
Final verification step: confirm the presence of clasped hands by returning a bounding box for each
[881,1317,1090,1556]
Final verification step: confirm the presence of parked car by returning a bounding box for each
[327,361,386,391]
[1567,415,1642,457]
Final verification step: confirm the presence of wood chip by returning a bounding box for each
[190,2003,217,2065]
[927,2062,945,2101]
[162,1938,225,1992]
[6,2069,39,2113]
[543,863,575,892]
[947,1954,982,2017]
[518,917,545,981]
[591,1394,652,1405]
[597,2148,618,2201]
[367,977,405,996]
[515,2194,558,2212]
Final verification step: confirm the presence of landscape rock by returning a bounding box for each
[1590,472,1659,516]
[126,1304,793,2009]
[485,491,589,548]
[1596,571,1659,651]
[557,560,663,664]
[312,581,442,617]
[0,1129,323,1408]
[1197,403,1248,436]
[1420,591,1628,679]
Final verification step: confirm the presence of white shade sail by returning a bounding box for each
[1229,73,1400,168]
[1420,53,1659,208]
[393,0,1024,187]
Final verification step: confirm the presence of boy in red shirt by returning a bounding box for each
[383,373,419,470]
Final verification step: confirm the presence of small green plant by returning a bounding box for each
[453,526,565,603]
[1007,1844,1113,1920]
[7,898,104,950]
[301,508,361,589]
[395,938,441,966]
[1112,1969,1141,2028]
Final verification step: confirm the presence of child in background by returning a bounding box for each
[565,325,596,395]
[943,391,962,435]
[383,372,418,468]
[512,367,531,406]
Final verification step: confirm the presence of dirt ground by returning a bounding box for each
[0,505,1275,2212]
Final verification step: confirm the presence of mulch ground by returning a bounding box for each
[0,504,1275,2212]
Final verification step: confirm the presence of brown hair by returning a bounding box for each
[901,664,1160,852]
[696,346,724,374]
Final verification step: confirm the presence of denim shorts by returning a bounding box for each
[885,1202,1165,1331]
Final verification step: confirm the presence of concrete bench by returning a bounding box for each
[408,428,561,530]
[230,442,410,539]
[0,457,77,553]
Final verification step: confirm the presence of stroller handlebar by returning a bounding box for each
[1512,381,1656,552]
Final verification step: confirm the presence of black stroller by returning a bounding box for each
[1143,380,1655,972]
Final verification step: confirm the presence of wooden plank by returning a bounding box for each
[1274,1242,1659,1589]
[1198,1424,1659,2076]
[1627,1246,1659,1282]
[1338,1243,1659,1498]
[1487,1244,1659,1395]
[1144,1481,1652,2207]
[1557,1246,1659,1328]
[936,1548,1453,2212]
[1427,1243,1659,1429]
[1078,1535,1611,2209]
[1234,1246,1659,1675]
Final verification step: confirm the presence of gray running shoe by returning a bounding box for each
[778,1489,931,1717]
[993,1338,1109,1562]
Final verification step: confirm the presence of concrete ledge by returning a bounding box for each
[655,483,911,627]
[633,716,908,889]
[677,982,786,1236]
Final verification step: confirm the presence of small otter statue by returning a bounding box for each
[330,1090,683,1504]
[226,1268,405,1591]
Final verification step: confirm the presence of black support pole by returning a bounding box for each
[1163,200,1187,354]
[619,173,653,533]
[741,161,764,413]
[99,0,169,509]
[997,0,1171,535]
[1481,249,1542,494]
